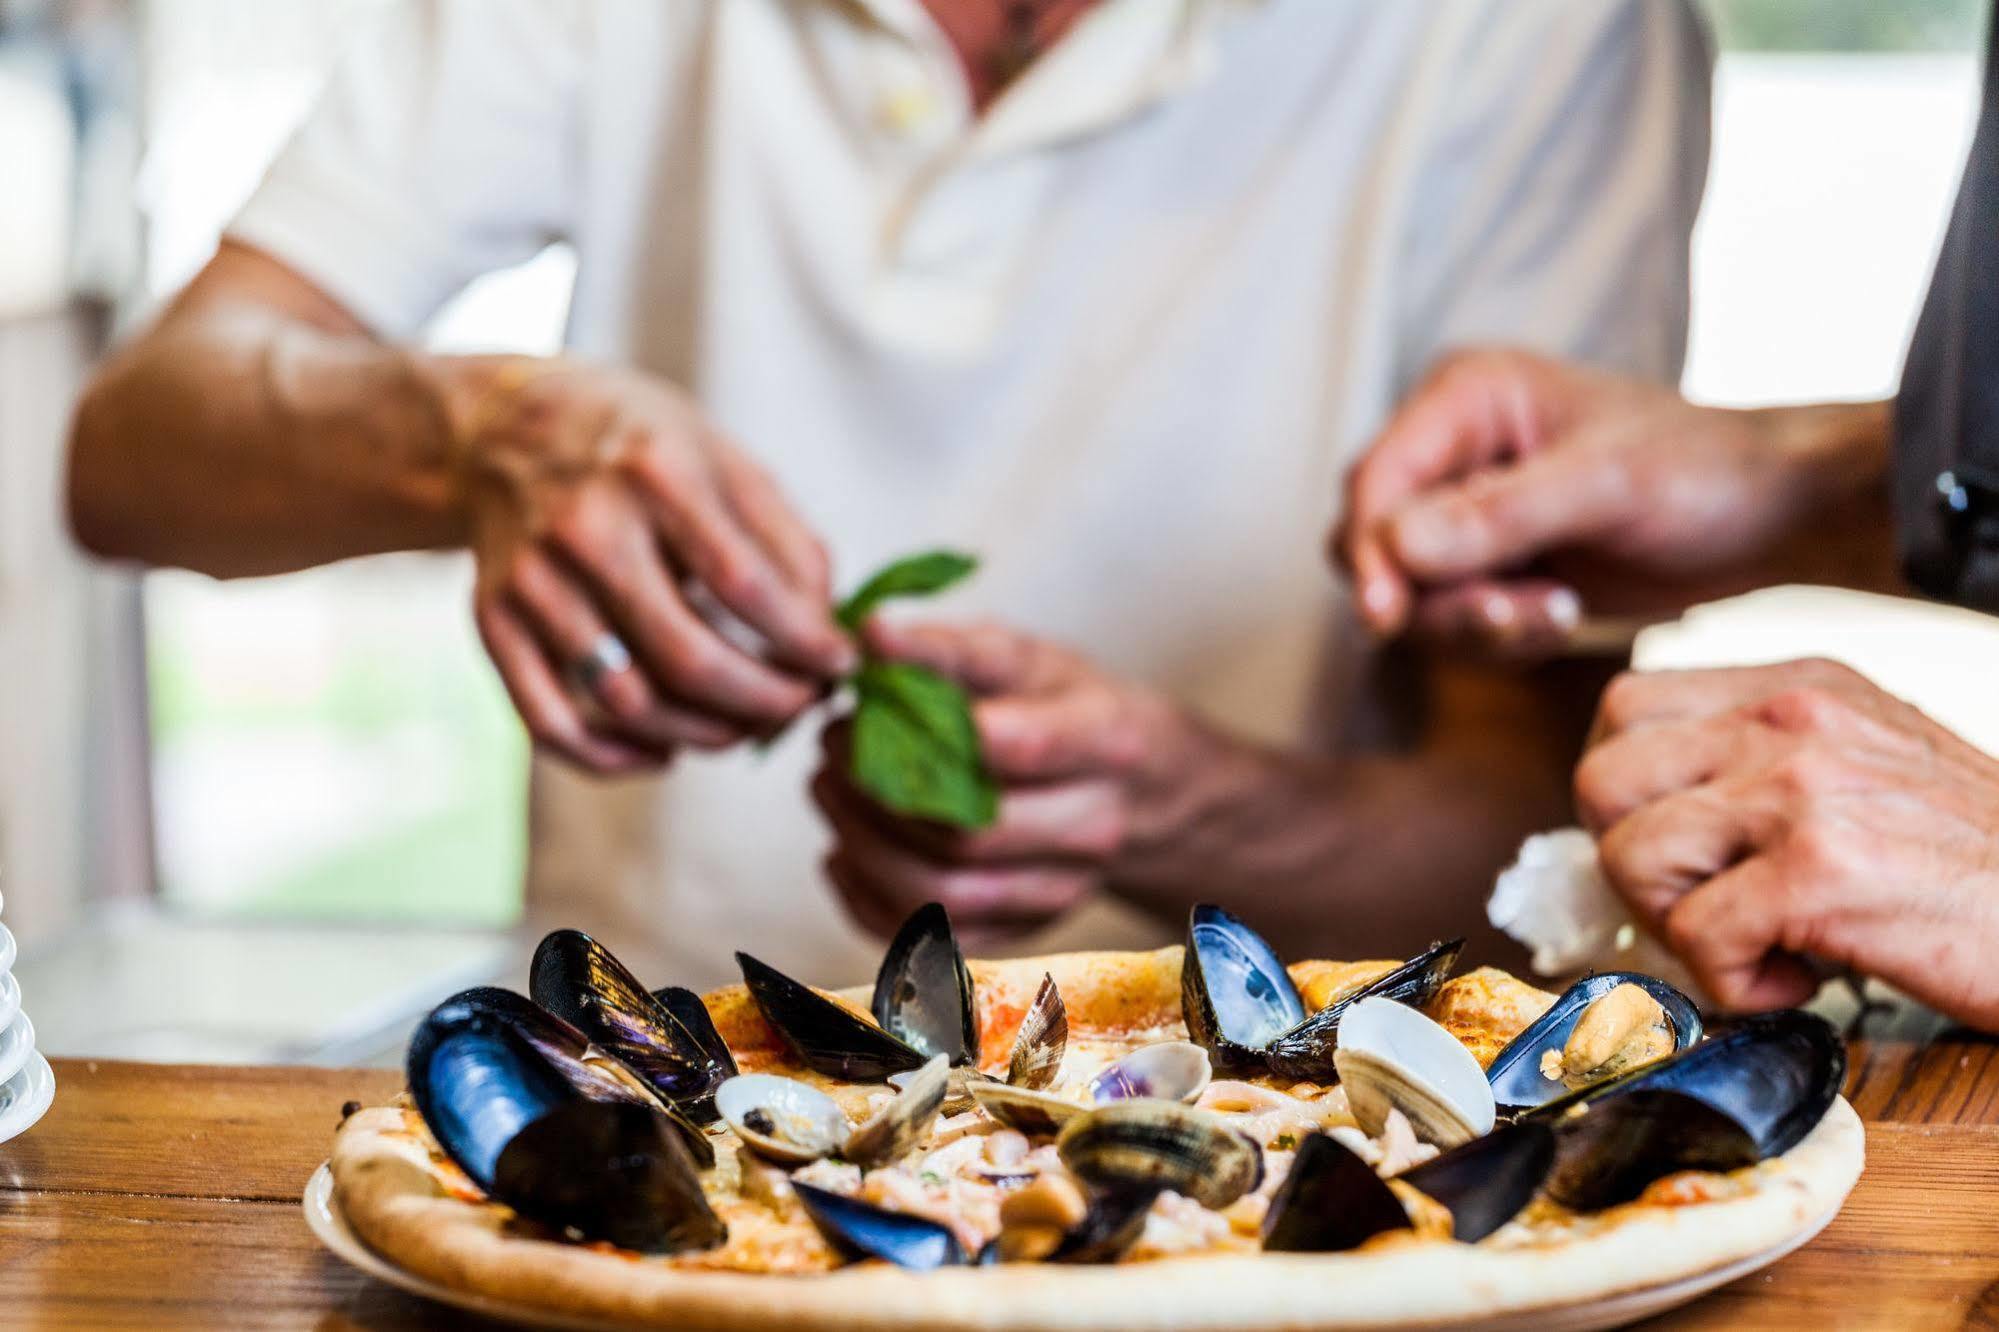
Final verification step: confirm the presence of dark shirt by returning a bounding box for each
[1898,7,1999,608]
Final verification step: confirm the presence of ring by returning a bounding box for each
[570,632,633,694]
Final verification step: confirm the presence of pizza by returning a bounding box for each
[328,904,1864,1330]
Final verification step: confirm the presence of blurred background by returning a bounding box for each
[1,0,1994,1065]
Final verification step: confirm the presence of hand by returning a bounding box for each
[1574,659,1999,1028]
[1334,348,1891,657]
[811,621,1219,950]
[445,357,855,773]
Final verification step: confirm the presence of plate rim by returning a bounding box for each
[0,1009,35,1089]
[0,1051,55,1146]
[302,1162,1842,1332]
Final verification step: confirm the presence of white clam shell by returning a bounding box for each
[1333,996,1495,1147]
[1088,1040,1212,1105]
[716,1073,849,1165]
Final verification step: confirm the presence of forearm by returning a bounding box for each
[68,257,481,577]
[1753,398,1900,595]
[1108,660,1608,963]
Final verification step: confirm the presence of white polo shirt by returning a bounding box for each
[230,0,1711,989]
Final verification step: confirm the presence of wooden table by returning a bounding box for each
[4,1012,1997,1330]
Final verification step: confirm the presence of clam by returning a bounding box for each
[1262,1119,1554,1252]
[1181,904,1463,1080]
[407,995,724,1253]
[446,985,715,1168]
[718,1054,950,1169]
[530,930,735,1121]
[792,1181,970,1270]
[1485,972,1702,1111]
[969,1040,1211,1136]
[1056,1100,1262,1211]
[1333,996,1495,1148]
[738,904,978,1082]
[1087,1040,1211,1104]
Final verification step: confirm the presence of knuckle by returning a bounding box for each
[1762,686,1845,734]
[1572,751,1616,826]
[1597,672,1647,733]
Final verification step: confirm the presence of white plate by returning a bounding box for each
[0,970,21,1036]
[0,1009,34,1088]
[0,1051,54,1145]
[303,1164,1840,1332]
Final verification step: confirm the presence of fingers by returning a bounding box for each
[620,434,854,678]
[1575,713,1792,835]
[1383,440,1633,586]
[1589,660,1870,747]
[977,690,1149,783]
[540,486,819,730]
[713,450,833,604]
[473,600,662,774]
[1404,577,1583,660]
[862,619,1046,696]
[1660,858,1821,1011]
[820,812,1093,941]
[1339,350,1550,633]
[815,736,1126,863]
[1596,778,1766,926]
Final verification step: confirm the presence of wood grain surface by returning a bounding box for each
[1,1028,1994,1330]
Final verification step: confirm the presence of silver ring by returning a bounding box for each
[570,632,633,694]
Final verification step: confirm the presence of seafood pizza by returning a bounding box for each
[327,904,1865,1330]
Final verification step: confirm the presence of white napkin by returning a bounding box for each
[1487,828,1700,994]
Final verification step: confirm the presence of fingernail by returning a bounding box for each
[1546,587,1583,633]
[1361,578,1396,623]
[1480,592,1518,639]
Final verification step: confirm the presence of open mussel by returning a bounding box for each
[446,986,715,1168]
[739,904,979,1081]
[1262,1119,1554,1251]
[792,1181,971,1270]
[531,930,735,1122]
[1526,1009,1844,1159]
[718,1054,950,1169]
[1544,1088,1759,1210]
[1181,904,1462,1081]
[407,995,724,1254]
[1486,972,1703,1111]
[897,969,1071,1115]
[1334,996,1496,1148]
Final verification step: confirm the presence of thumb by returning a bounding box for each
[1386,442,1633,584]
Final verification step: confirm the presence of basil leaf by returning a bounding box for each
[849,661,997,828]
[835,550,978,633]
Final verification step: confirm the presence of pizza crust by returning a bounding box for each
[333,947,1866,1331]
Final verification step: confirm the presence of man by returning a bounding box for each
[1335,5,1999,1028]
[70,0,1710,985]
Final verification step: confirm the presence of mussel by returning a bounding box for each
[792,1181,971,1270]
[407,995,724,1254]
[530,930,735,1122]
[1261,1119,1554,1251]
[717,1055,951,1169]
[739,904,979,1081]
[445,985,715,1168]
[1527,1009,1845,1159]
[1181,904,1462,1081]
[1486,972,1703,1111]
[1544,1088,1759,1210]
[1334,996,1496,1148]
[897,969,1070,1115]
[1056,1100,1262,1211]
[970,1040,1212,1136]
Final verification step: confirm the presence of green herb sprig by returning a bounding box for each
[834,551,997,829]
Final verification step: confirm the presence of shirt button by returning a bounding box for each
[877,85,938,134]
